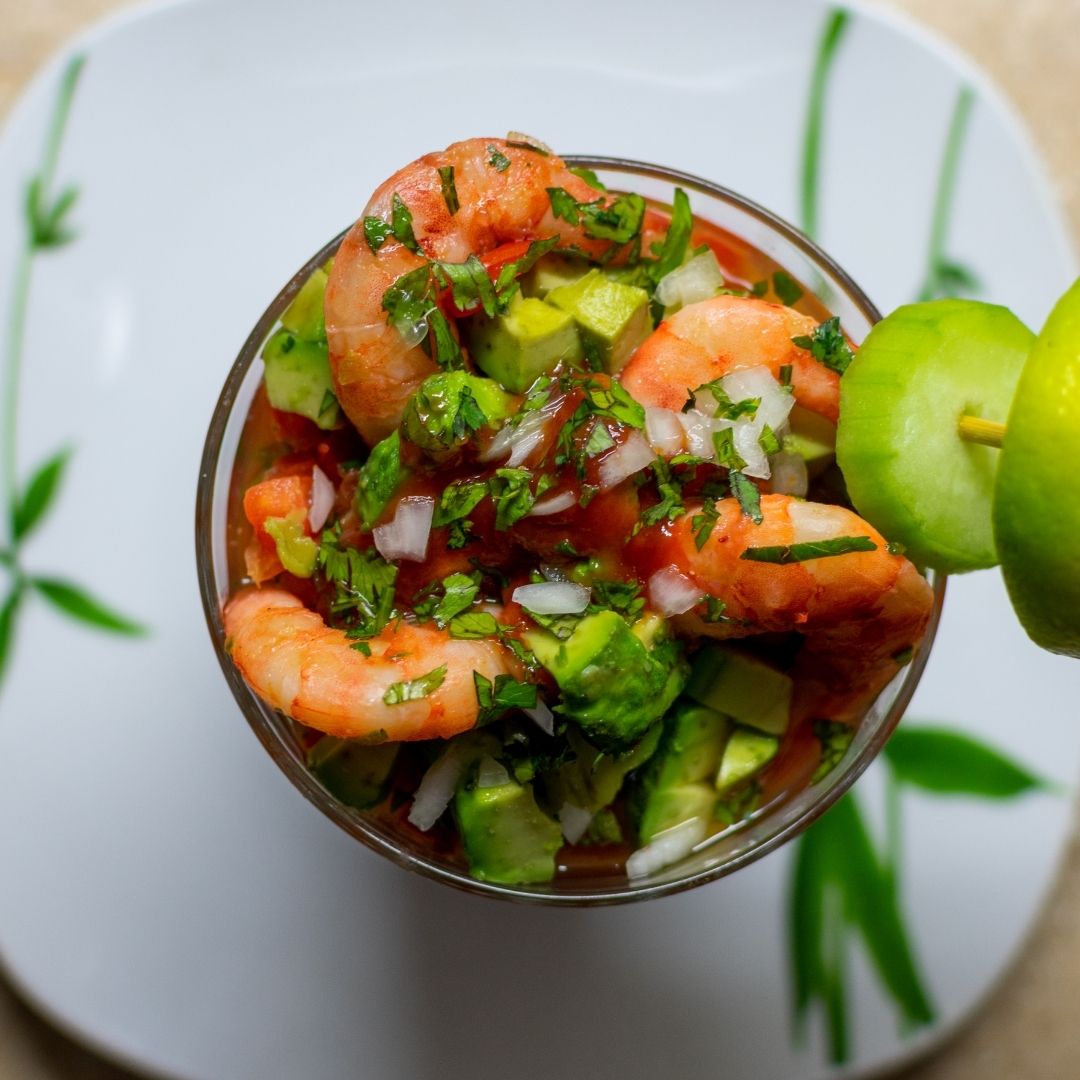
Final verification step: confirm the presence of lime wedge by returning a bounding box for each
[836,300,1032,572]
[994,278,1080,657]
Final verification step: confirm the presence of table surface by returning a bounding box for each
[1,0,1078,1077]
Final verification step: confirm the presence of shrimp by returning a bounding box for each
[224,588,522,741]
[619,294,840,423]
[628,493,935,724]
[326,137,622,445]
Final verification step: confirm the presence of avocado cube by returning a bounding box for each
[522,254,592,299]
[638,784,718,845]
[715,726,779,795]
[525,611,688,752]
[454,776,562,884]
[547,270,651,374]
[281,266,328,343]
[307,738,400,810]
[261,329,341,430]
[545,724,662,815]
[466,296,582,393]
[685,644,792,735]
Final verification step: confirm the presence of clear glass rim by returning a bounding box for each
[195,156,946,906]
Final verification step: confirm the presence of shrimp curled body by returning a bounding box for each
[224,588,521,741]
[630,494,934,724]
[619,294,840,423]
[326,137,617,445]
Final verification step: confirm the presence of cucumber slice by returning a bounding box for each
[836,300,1032,572]
[994,278,1080,656]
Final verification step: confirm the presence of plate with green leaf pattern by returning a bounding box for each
[0,1,1075,1078]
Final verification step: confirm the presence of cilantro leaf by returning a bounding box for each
[433,572,480,625]
[434,479,487,527]
[390,193,420,253]
[437,165,459,215]
[449,611,501,639]
[691,499,719,551]
[356,430,406,529]
[740,536,877,563]
[317,528,399,639]
[792,316,855,375]
[383,664,447,705]
[772,270,804,307]
[487,145,511,172]
[729,470,763,524]
[474,671,539,724]
[489,468,536,530]
[647,186,692,285]
[363,216,392,253]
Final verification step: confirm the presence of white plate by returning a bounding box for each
[0,2,1075,1078]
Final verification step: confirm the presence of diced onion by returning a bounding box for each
[733,419,770,479]
[626,817,707,881]
[372,495,434,562]
[528,489,577,517]
[505,411,551,467]
[524,698,555,736]
[770,451,808,497]
[308,465,335,533]
[679,410,716,458]
[655,250,725,311]
[598,430,654,490]
[512,581,590,615]
[645,407,685,456]
[478,421,515,463]
[408,742,471,831]
[720,366,794,433]
[648,566,705,616]
[477,756,510,789]
[558,803,594,844]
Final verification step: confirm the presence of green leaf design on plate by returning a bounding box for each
[884,726,1054,798]
[11,446,70,541]
[30,577,146,636]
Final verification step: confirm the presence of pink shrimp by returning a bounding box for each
[619,293,840,423]
[325,137,624,445]
[224,588,522,741]
[628,494,935,724]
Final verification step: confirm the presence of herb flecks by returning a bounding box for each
[384,664,447,705]
[741,536,876,564]
[792,316,855,376]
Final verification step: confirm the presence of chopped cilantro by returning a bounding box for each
[355,430,405,529]
[750,279,769,298]
[759,424,782,455]
[390,193,420,253]
[446,520,475,550]
[487,145,511,172]
[318,527,399,639]
[588,579,645,621]
[449,611,501,639]
[433,572,481,625]
[474,671,539,724]
[712,428,748,471]
[363,216,393,253]
[433,254,498,317]
[381,266,463,370]
[350,640,372,656]
[700,596,728,623]
[778,363,793,388]
[544,187,645,246]
[437,165,459,215]
[792,316,855,375]
[568,165,606,191]
[729,470,763,524]
[489,468,536,530]
[383,664,447,705]
[554,539,579,557]
[740,536,877,563]
[434,479,487,527]
[637,458,686,530]
[647,187,692,286]
[691,499,719,550]
[584,421,616,457]
[772,270,804,307]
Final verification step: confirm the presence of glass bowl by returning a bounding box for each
[196,157,945,906]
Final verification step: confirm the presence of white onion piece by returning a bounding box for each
[394,317,428,349]
[372,495,434,562]
[733,419,770,479]
[679,410,716,458]
[524,698,555,736]
[598,430,654,490]
[655,250,725,310]
[505,411,552,467]
[558,803,594,844]
[408,742,471,831]
[626,817,707,881]
[721,366,794,433]
[645,407,685,456]
[770,451,808,497]
[528,489,577,517]
[477,421,515,463]
[477,756,510,789]
[308,465,335,533]
[648,566,705,616]
[512,581,591,615]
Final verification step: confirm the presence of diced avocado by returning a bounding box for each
[784,404,837,479]
[307,738,399,809]
[356,430,407,529]
[466,295,582,393]
[685,644,792,736]
[402,371,513,455]
[525,611,688,752]
[632,700,730,843]
[547,270,651,374]
[281,266,328,343]
[810,719,855,784]
[715,725,779,795]
[522,254,592,299]
[544,724,662,815]
[261,329,341,430]
[263,510,317,577]
[454,771,563,884]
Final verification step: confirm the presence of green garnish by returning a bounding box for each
[390,193,420,253]
[383,664,448,705]
[487,145,511,172]
[647,187,692,286]
[318,527,399,640]
[792,315,855,375]
[568,165,606,191]
[363,216,393,253]
[810,720,856,783]
[588,579,645,622]
[429,572,481,625]
[637,458,686,530]
[691,499,719,551]
[434,479,487,527]
[438,165,459,215]
[759,424,782,455]
[700,596,729,623]
[433,254,498,317]
[545,187,646,246]
[403,372,489,452]
[778,363,793,387]
[730,470,763,524]
[712,428,748,472]
[356,430,405,529]
[583,421,616,458]
[449,611,501,639]
[492,236,560,297]
[474,671,539,724]
[772,270,804,307]
[488,468,536,530]
[740,536,877,563]
[381,265,462,371]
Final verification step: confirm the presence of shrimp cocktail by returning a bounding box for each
[202,135,942,899]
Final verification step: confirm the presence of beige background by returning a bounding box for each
[1,0,1078,1076]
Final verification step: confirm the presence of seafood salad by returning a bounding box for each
[221,135,934,887]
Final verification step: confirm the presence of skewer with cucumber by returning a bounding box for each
[836,279,1080,657]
